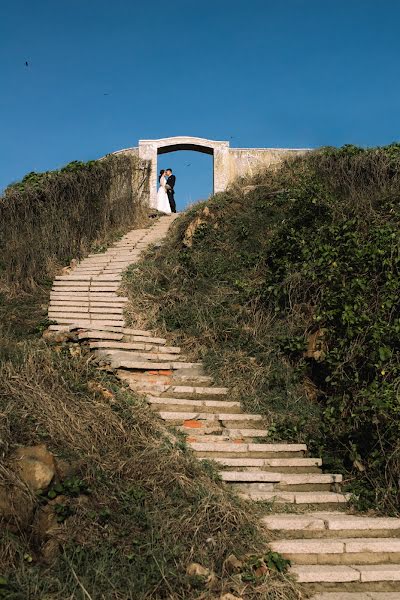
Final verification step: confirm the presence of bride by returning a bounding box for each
[154,169,172,214]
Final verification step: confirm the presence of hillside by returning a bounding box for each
[125,144,400,514]
[0,160,301,600]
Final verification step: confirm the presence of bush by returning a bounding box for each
[0,154,149,291]
[124,143,400,514]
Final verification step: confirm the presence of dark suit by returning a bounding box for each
[166,174,176,213]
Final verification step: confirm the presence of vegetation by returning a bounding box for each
[0,160,301,599]
[124,144,400,515]
[0,155,149,291]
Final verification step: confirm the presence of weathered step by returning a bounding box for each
[203,456,322,472]
[137,384,228,398]
[55,275,120,281]
[50,293,127,301]
[51,301,127,308]
[262,513,400,539]
[292,563,400,587]
[90,341,181,353]
[226,473,341,493]
[53,318,125,327]
[161,413,264,428]
[240,491,350,505]
[49,307,124,315]
[148,397,242,414]
[222,471,340,485]
[181,428,270,442]
[79,331,164,343]
[95,349,184,362]
[189,441,306,458]
[270,537,400,565]
[109,359,202,371]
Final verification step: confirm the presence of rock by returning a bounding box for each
[223,554,243,573]
[305,329,326,361]
[186,563,210,578]
[11,445,56,492]
[42,330,78,344]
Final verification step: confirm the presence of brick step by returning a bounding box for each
[262,513,400,539]
[222,471,341,487]
[270,537,400,565]
[201,456,322,472]
[189,441,306,458]
[292,563,400,589]
[147,396,242,414]
[311,593,400,600]
[162,413,264,428]
[239,491,350,506]
[90,341,181,354]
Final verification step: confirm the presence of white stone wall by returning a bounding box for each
[112,138,310,207]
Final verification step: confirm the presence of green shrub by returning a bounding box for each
[125,143,400,514]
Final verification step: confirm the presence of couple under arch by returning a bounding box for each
[153,168,176,214]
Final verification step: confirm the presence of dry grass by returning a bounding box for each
[0,154,149,291]
[0,339,303,599]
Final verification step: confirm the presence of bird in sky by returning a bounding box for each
[25,61,29,67]
[185,163,191,167]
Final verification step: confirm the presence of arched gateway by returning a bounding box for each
[113,136,308,208]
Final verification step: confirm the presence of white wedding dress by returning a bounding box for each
[155,175,172,214]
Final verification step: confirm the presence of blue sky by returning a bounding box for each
[1,0,400,209]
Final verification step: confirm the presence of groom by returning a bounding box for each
[165,168,176,213]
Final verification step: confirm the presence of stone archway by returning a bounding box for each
[138,137,230,209]
[112,136,309,208]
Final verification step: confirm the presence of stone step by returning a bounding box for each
[263,513,400,539]
[53,318,125,327]
[180,428,270,441]
[55,275,120,281]
[202,456,322,472]
[240,491,350,505]
[90,341,181,353]
[221,471,340,485]
[51,301,127,308]
[134,384,228,398]
[292,563,400,587]
[109,359,202,371]
[50,293,127,301]
[161,413,264,428]
[147,397,242,413]
[270,537,400,565]
[49,310,124,319]
[53,281,120,289]
[79,331,165,344]
[189,441,307,458]
[96,349,184,362]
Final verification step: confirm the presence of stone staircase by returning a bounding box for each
[48,215,400,600]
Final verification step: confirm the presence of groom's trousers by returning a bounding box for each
[167,191,176,213]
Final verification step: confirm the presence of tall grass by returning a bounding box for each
[0,155,149,291]
[124,143,400,514]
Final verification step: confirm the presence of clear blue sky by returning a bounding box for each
[1,0,400,210]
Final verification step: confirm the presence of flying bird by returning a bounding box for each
[185,163,191,167]
[25,61,29,67]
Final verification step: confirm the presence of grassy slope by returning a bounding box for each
[124,145,400,515]
[0,165,300,599]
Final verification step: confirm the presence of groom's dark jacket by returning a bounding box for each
[166,174,176,194]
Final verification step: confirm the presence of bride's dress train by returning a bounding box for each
[153,175,171,214]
